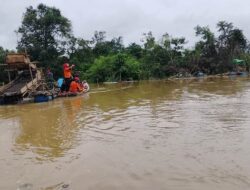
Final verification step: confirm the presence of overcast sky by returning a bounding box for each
[0,0,249,50]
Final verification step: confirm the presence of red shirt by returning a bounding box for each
[64,66,72,78]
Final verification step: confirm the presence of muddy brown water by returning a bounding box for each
[1,77,250,190]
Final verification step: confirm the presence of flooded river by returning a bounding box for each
[1,77,250,190]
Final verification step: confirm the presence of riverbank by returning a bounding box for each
[98,71,250,85]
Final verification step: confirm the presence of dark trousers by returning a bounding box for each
[61,78,72,92]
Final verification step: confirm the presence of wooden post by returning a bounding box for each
[29,64,34,84]
[7,71,11,83]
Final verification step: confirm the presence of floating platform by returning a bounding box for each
[0,53,42,104]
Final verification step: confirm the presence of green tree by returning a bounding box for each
[194,25,218,73]
[17,3,72,65]
[0,47,6,63]
[141,32,167,79]
[216,21,247,72]
[126,43,143,59]
[92,31,124,57]
[0,47,10,83]
[161,33,186,71]
[142,32,155,50]
[86,53,140,82]
[217,21,233,48]
[69,38,95,78]
[195,25,216,57]
[228,29,247,57]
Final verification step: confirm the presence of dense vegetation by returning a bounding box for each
[1,3,250,83]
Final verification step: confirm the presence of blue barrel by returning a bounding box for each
[34,95,50,103]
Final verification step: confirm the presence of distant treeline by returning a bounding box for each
[1,3,250,83]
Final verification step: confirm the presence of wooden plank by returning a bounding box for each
[0,78,17,93]
[4,69,17,72]
[30,61,39,64]
[20,70,41,94]
[29,63,37,70]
